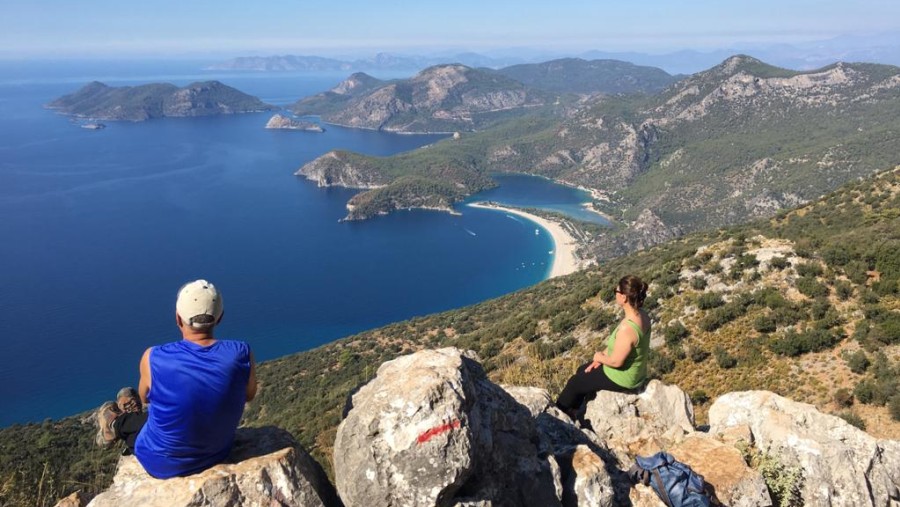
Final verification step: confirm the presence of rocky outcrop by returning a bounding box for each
[629,209,682,251]
[668,436,771,507]
[47,81,276,121]
[86,426,339,507]
[710,391,900,507]
[584,380,695,463]
[295,151,386,189]
[332,349,779,507]
[333,348,567,507]
[53,491,87,507]
[265,114,325,131]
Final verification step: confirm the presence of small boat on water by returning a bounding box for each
[81,122,106,130]
[535,228,540,235]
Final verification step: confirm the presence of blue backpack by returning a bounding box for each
[628,452,714,507]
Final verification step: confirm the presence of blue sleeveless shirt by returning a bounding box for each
[134,339,251,478]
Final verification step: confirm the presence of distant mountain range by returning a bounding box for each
[206,33,900,75]
[204,52,529,72]
[46,81,276,121]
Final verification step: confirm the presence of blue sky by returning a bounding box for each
[2,0,899,58]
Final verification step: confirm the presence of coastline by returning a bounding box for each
[467,202,589,279]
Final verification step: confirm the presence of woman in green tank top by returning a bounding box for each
[555,275,651,419]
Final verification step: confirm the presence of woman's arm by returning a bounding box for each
[586,325,637,371]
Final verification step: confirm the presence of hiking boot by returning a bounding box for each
[116,387,142,414]
[95,401,121,448]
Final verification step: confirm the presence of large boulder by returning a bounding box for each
[87,426,339,507]
[668,435,771,507]
[583,380,695,462]
[334,348,570,507]
[709,391,900,507]
[503,386,618,507]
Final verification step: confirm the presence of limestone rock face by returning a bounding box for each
[265,114,325,131]
[584,380,695,462]
[668,435,771,507]
[334,348,584,507]
[709,391,900,507]
[53,491,87,507]
[295,151,386,189]
[87,426,338,507]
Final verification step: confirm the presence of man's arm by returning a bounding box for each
[246,351,258,402]
[138,347,152,405]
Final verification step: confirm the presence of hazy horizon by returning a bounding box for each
[3,0,900,61]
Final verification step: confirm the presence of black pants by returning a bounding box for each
[556,362,635,413]
[113,411,148,454]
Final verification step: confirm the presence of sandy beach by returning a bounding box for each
[468,202,588,279]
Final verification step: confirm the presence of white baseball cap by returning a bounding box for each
[176,279,223,329]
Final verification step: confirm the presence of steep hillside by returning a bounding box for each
[291,72,387,117]
[261,166,900,460]
[296,56,900,252]
[6,167,896,506]
[494,57,677,94]
[289,64,551,132]
[47,81,276,121]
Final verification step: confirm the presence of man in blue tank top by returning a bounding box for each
[94,279,258,478]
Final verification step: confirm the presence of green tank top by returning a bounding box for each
[603,319,650,389]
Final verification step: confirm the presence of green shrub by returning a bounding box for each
[846,350,870,374]
[714,346,738,369]
[854,380,876,404]
[769,256,789,270]
[586,309,617,331]
[796,276,829,299]
[697,292,725,310]
[753,314,777,333]
[874,243,900,278]
[687,345,709,363]
[872,278,899,297]
[690,277,707,290]
[794,239,816,258]
[705,261,723,274]
[835,280,854,300]
[751,450,804,507]
[795,262,824,278]
[811,299,830,320]
[699,301,748,332]
[648,350,676,377]
[839,411,866,430]
[845,260,870,285]
[690,389,709,405]
[834,388,854,408]
[664,322,689,345]
[823,245,852,267]
[550,310,582,334]
[769,329,839,356]
[762,290,788,309]
[890,395,900,422]
[669,343,687,360]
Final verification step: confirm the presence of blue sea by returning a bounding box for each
[0,60,599,426]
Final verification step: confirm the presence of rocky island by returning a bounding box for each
[47,81,276,121]
[264,113,324,132]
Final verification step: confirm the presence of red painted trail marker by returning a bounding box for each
[416,419,461,444]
